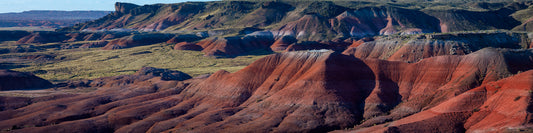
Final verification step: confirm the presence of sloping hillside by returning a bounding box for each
[59,1,533,40]
[1,49,532,132]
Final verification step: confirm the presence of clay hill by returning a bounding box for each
[59,1,533,40]
[1,48,532,132]
[343,32,532,62]
[0,10,111,28]
[0,70,53,91]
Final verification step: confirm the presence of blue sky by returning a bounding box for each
[0,0,213,13]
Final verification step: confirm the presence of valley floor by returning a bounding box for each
[0,41,266,82]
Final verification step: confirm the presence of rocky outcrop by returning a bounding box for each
[236,2,292,28]
[196,34,274,57]
[425,8,521,32]
[102,33,173,50]
[0,69,53,90]
[65,32,119,42]
[114,2,140,15]
[333,6,440,37]
[173,42,202,51]
[343,32,530,62]
[135,67,191,81]
[352,69,533,132]
[165,34,203,44]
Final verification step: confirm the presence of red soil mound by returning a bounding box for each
[347,37,374,48]
[102,34,173,50]
[1,48,532,132]
[16,32,68,44]
[0,70,53,91]
[352,70,533,133]
[165,34,203,44]
[196,35,273,57]
[270,35,297,51]
[173,42,202,51]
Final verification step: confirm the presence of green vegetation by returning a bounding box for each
[0,42,267,82]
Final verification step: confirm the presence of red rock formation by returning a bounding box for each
[67,32,116,42]
[273,6,440,40]
[347,37,374,48]
[102,34,173,50]
[16,32,68,44]
[284,41,331,52]
[275,14,333,40]
[351,70,533,133]
[426,8,522,32]
[100,32,131,41]
[137,4,204,31]
[173,42,202,51]
[270,35,297,51]
[0,70,53,91]
[195,35,273,57]
[165,34,203,44]
[65,33,83,42]
[135,67,191,81]
[114,2,140,15]
[1,48,531,132]
[343,32,529,62]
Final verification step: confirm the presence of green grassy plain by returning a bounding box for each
[0,42,267,82]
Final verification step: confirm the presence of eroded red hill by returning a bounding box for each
[0,70,53,91]
[1,48,532,132]
[349,70,533,133]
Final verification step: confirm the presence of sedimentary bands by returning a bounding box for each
[1,0,533,132]
[1,48,532,132]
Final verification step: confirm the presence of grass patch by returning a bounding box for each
[1,43,267,82]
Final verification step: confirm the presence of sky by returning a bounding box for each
[0,0,213,13]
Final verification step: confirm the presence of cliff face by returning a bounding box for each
[114,2,140,15]
[59,1,533,40]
